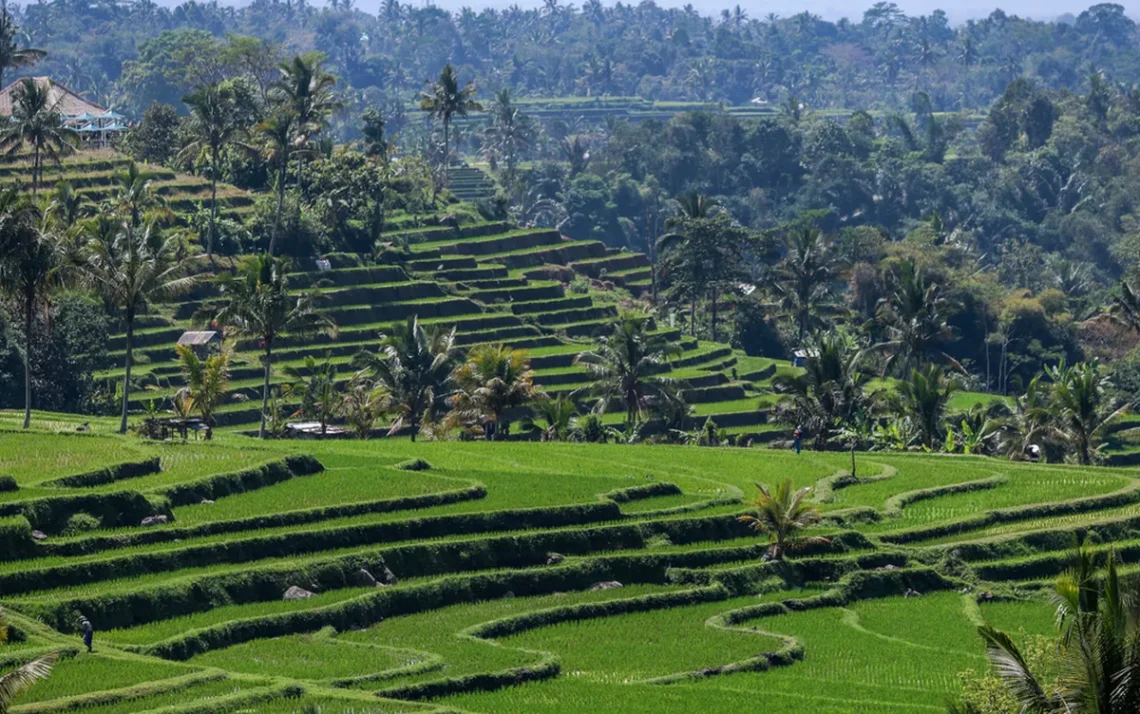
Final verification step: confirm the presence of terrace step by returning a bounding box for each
[437,230,563,257]
[680,384,749,404]
[407,256,478,272]
[438,266,509,281]
[570,252,651,278]
[476,240,608,269]
[469,283,565,304]
[511,296,593,315]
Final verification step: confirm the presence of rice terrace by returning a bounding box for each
[5,0,1140,712]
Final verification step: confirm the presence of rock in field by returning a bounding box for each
[378,565,398,585]
[140,515,169,527]
[30,530,47,541]
[590,581,623,591]
[283,586,315,600]
[545,552,565,565]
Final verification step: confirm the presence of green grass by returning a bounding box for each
[190,631,425,680]
[12,655,196,705]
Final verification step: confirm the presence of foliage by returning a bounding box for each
[738,478,823,560]
[447,344,543,439]
[175,344,232,438]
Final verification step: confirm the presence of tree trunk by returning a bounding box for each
[22,288,33,429]
[32,143,40,196]
[709,286,718,342]
[442,118,450,188]
[409,411,418,442]
[690,295,696,337]
[269,162,285,257]
[119,313,134,434]
[259,340,272,439]
[208,144,219,258]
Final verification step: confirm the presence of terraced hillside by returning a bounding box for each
[0,418,1132,713]
[0,150,255,222]
[102,217,789,437]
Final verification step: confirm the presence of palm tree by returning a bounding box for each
[738,479,823,560]
[0,652,58,713]
[273,54,342,193]
[179,81,246,257]
[771,227,840,342]
[1110,280,1140,333]
[533,395,577,441]
[0,194,53,429]
[340,372,388,439]
[0,9,44,90]
[46,181,85,228]
[419,63,482,182]
[174,343,231,439]
[960,541,1140,713]
[0,79,79,195]
[282,355,339,436]
[875,259,958,373]
[773,332,869,449]
[1045,359,1126,466]
[448,343,544,440]
[213,255,336,439]
[888,364,960,450]
[80,220,201,433]
[353,315,456,442]
[575,315,683,426]
[109,162,169,227]
[482,88,535,185]
[250,108,305,256]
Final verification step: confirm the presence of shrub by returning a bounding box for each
[0,475,15,492]
[395,458,432,471]
[62,512,101,536]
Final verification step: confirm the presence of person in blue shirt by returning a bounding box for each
[79,616,93,652]
[792,426,803,454]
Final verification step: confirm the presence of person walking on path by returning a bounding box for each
[79,616,93,652]
[792,426,803,454]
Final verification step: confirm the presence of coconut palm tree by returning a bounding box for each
[282,355,339,436]
[79,220,201,434]
[773,332,869,449]
[875,259,959,373]
[273,54,342,192]
[1044,359,1126,466]
[0,194,54,429]
[419,64,482,182]
[213,254,336,439]
[0,9,45,91]
[250,108,306,256]
[575,314,683,426]
[339,372,388,439]
[738,479,824,560]
[109,162,169,228]
[533,395,577,441]
[353,315,456,442]
[174,343,231,439]
[960,541,1140,714]
[0,79,79,195]
[887,364,960,450]
[46,181,86,228]
[179,81,246,257]
[771,227,840,342]
[482,89,536,185]
[1110,280,1140,333]
[448,343,544,439]
[0,652,58,713]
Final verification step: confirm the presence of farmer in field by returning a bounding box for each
[792,426,803,455]
[79,616,93,652]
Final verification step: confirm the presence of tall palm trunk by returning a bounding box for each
[22,287,33,429]
[409,408,418,443]
[690,295,696,337]
[120,311,135,434]
[269,161,285,257]
[259,341,272,439]
[208,143,219,258]
[442,118,450,187]
[32,143,40,196]
[709,286,718,342]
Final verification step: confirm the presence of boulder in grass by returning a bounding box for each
[350,569,377,587]
[140,515,169,527]
[590,581,623,591]
[545,552,565,566]
[284,586,315,600]
[904,588,922,598]
[395,458,431,471]
[378,565,398,586]
[30,530,47,541]
[200,499,214,505]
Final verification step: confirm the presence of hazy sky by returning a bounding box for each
[378,0,1138,24]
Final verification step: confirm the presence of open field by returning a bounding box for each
[0,419,1135,713]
